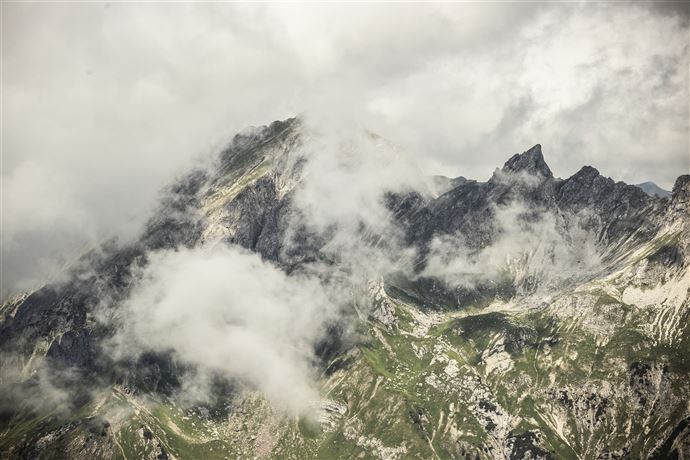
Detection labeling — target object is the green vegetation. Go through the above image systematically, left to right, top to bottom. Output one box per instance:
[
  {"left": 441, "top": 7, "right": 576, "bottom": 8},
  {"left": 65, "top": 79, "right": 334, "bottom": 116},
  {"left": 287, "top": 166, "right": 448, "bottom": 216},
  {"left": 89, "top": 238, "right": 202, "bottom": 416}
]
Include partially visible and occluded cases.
[{"left": 2, "top": 266, "right": 688, "bottom": 459}]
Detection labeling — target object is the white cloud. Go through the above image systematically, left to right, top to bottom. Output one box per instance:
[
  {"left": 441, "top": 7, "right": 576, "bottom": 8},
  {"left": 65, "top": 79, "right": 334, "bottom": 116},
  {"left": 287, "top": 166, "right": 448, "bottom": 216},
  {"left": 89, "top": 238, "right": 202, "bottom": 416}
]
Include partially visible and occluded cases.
[
  {"left": 293, "top": 118, "right": 426, "bottom": 234},
  {"left": 422, "top": 201, "right": 602, "bottom": 293},
  {"left": 111, "top": 245, "right": 336, "bottom": 413}
]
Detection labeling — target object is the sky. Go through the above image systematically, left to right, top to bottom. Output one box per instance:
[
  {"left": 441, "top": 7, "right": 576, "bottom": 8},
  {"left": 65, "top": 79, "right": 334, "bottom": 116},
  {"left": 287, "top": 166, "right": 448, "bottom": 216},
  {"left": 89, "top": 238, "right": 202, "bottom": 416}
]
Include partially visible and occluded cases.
[{"left": 2, "top": 1, "right": 689, "bottom": 298}]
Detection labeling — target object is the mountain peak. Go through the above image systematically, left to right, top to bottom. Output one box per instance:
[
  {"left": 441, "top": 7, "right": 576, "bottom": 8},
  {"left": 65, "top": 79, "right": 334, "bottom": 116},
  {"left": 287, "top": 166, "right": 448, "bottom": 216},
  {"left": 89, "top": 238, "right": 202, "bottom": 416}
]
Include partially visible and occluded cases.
[
  {"left": 502, "top": 144, "right": 553, "bottom": 179},
  {"left": 574, "top": 165, "right": 600, "bottom": 179},
  {"left": 672, "top": 174, "right": 690, "bottom": 205},
  {"left": 635, "top": 181, "right": 671, "bottom": 199}
]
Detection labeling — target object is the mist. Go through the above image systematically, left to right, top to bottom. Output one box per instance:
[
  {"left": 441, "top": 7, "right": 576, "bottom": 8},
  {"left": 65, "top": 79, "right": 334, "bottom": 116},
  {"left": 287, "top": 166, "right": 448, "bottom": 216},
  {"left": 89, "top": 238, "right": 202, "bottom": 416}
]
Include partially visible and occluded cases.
[
  {"left": 422, "top": 202, "right": 602, "bottom": 293},
  {"left": 110, "top": 245, "right": 336, "bottom": 414}
]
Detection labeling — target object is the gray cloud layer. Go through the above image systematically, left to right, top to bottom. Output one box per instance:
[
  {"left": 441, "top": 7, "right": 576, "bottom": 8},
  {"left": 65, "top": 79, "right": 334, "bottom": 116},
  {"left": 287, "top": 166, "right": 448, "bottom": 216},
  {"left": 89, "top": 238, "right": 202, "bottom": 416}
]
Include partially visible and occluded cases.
[{"left": 2, "top": 2, "right": 688, "bottom": 297}]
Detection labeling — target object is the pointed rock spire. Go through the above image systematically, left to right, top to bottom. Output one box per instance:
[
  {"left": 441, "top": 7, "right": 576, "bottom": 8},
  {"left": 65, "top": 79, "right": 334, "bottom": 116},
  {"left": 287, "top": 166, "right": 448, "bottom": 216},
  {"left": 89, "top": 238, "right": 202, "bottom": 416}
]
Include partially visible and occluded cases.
[{"left": 502, "top": 144, "right": 553, "bottom": 179}]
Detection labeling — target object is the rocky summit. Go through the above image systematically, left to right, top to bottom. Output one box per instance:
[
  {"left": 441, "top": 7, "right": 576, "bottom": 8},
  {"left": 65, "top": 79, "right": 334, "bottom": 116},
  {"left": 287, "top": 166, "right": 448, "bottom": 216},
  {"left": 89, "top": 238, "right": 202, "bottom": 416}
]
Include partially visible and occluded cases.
[{"left": 1, "top": 117, "right": 689, "bottom": 459}]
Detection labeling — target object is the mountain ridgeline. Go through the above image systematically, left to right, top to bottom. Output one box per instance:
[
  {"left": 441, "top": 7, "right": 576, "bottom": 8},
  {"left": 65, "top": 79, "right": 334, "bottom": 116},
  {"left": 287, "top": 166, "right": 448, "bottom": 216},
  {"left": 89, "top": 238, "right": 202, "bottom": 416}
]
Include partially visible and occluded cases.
[{"left": 1, "top": 117, "right": 689, "bottom": 459}]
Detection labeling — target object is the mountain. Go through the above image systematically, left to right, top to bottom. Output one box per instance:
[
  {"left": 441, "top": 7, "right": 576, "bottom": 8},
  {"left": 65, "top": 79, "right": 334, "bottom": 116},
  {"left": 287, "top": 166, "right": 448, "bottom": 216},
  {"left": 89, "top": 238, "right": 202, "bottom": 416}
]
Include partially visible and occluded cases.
[
  {"left": 1, "top": 117, "right": 689, "bottom": 460},
  {"left": 428, "top": 175, "right": 474, "bottom": 197},
  {"left": 635, "top": 182, "right": 672, "bottom": 199}
]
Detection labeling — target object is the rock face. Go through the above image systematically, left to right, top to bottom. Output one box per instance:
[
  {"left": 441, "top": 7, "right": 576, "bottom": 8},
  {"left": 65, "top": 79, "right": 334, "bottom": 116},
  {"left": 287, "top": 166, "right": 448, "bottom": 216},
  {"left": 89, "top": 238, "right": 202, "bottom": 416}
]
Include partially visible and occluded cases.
[
  {"left": 1, "top": 117, "right": 688, "bottom": 459},
  {"left": 502, "top": 144, "right": 553, "bottom": 178}
]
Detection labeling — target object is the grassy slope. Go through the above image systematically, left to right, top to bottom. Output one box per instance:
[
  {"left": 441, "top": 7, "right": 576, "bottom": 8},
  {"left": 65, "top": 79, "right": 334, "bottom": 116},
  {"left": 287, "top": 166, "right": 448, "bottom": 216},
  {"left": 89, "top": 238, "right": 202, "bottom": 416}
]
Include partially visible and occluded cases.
[{"left": 3, "top": 280, "right": 687, "bottom": 460}]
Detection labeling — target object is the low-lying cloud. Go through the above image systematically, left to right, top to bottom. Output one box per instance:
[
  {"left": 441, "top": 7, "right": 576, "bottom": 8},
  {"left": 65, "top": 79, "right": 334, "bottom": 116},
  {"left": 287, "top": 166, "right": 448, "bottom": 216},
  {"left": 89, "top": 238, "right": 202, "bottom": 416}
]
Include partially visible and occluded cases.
[
  {"left": 423, "top": 203, "right": 602, "bottom": 294},
  {"left": 110, "top": 245, "right": 336, "bottom": 413},
  {"left": 0, "top": 355, "right": 82, "bottom": 417}
]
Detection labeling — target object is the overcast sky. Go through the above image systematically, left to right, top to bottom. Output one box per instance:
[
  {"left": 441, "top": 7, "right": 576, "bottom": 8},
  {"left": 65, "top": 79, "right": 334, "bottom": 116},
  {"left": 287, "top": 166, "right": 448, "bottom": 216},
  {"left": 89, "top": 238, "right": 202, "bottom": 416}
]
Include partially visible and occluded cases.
[{"left": 2, "top": 2, "right": 689, "bottom": 297}]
